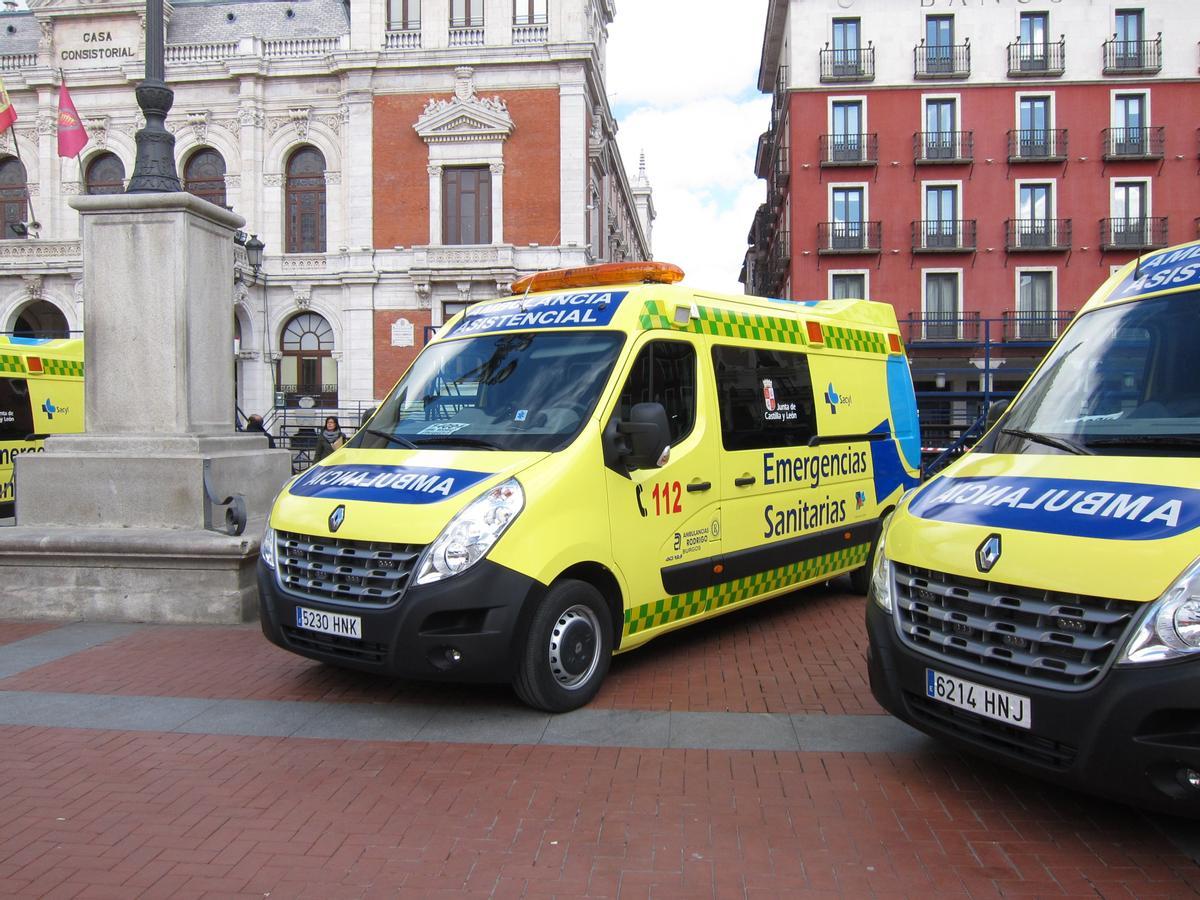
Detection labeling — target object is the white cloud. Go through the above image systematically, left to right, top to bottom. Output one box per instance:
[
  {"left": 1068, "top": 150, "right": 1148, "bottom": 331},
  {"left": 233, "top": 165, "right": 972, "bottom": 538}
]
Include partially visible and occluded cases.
[{"left": 607, "top": 1, "right": 771, "bottom": 293}]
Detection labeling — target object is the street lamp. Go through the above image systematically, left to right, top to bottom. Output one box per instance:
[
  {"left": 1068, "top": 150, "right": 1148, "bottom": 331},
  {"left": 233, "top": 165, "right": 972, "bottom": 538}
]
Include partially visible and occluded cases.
[
  {"left": 126, "top": 0, "right": 181, "bottom": 192},
  {"left": 245, "top": 234, "right": 264, "bottom": 279}
]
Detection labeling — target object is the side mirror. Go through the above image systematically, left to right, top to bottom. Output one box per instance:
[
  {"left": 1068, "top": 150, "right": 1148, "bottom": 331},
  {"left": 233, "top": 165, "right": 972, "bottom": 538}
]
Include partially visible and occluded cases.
[
  {"left": 985, "top": 399, "right": 1009, "bottom": 429},
  {"left": 618, "top": 402, "right": 671, "bottom": 470}
]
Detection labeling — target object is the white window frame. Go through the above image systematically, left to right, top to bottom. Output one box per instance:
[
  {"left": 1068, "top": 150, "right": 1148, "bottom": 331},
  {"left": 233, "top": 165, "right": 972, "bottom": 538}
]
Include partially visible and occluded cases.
[
  {"left": 1109, "top": 89, "right": 1151, "bottom": 156},
  {"left": 1013, "top": 91, "right": 1057, "bottom": 158},
  {"left": 920, "top": 93, "right": 962, "bottom": 160},
  {"left": 827, "top": 95, "right": 868, "bottom": 133},
  {"left": 1109, "top": 176, "right": 1152, "bottom": 217},
  {"left": 1013, "top": 178, "right": 1058, "bottom": 247},
  {"left": 919, "top": 180, "right": 963, "bottom": 250},
  {"left": 827, "top": 181, "right": 870, "bottom": 221},
  {"left": 1013, "top": 266, "right": 1058, "bottom": 339},
  {"left": 921, "top": 267, "right": 964, "bottom": 340},
  {"left": 828, "top": 269, "right": 870, "bottom": 300}
]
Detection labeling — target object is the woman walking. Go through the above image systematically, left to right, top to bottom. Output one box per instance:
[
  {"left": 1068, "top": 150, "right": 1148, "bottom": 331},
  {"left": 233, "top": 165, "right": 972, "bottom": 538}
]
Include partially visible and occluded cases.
[{"left": 314, "top": 415, "right": 347, "bottom": 462}]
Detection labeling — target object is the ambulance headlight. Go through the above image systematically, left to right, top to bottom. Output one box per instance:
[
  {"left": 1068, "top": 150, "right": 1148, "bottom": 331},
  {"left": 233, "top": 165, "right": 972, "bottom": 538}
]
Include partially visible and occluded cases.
[
  {"left": 416, "top": 478, "right": 524, "bottom": 585},
  {"left": 869, "top": 514, "right": 897, "bottom": 614},
  {"left": 261, "top": 524, "right": 277, "bottom": 570},
  {"left": 1118, "top": 557, "right": 1200, "bottom": 664}
]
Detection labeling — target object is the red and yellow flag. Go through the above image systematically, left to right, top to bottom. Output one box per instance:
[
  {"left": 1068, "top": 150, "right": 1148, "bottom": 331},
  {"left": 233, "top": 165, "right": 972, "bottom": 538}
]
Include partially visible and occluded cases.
[
  {"left": 0, "top": 78, "right": 17, "bottom": 132},
  {"left": 57, "top": 82, "right": 87, "bottom": 158}
]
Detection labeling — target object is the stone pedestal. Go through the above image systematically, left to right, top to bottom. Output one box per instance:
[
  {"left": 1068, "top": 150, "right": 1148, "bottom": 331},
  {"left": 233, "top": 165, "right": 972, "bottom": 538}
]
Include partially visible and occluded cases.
[{"left": 0, "top": 193, "right": 292, "bottom": 624}]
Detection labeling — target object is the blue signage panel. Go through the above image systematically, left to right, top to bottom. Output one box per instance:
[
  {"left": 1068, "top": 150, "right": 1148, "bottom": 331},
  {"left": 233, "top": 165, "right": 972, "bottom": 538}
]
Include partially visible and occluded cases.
[
  {"left": 1109, "top": 244, "right": 1200, "bottom": 301},
  {"left": 446, "top": 290, "right": 628, "bottom": 337},
  {"left": 289, "top": 464, "right": 490, "bottom": 505},
  {"left": 909, "top": 475, "right": 1200, "bottom": 541}
]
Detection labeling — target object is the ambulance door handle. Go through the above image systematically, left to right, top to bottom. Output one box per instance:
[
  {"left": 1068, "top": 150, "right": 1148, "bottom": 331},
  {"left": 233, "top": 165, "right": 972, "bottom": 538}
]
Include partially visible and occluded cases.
[
  {"left": 734, "top": 475, "right": 756, "bottom": 487},
  {"left": 686, "top": 480, "right": 711, "bottom": 493}
]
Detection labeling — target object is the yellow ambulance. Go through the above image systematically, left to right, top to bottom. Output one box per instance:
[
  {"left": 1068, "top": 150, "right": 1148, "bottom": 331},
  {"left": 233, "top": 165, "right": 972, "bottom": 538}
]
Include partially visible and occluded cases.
[
  {"left": 867, "top": 240, "right": 1200, "bottom": 817},
  {"left": 258, "top": 262, "right": 921, "bottom": 711},
  {"left": 0, "top": 337, "right": 84, "bottom": 518}
]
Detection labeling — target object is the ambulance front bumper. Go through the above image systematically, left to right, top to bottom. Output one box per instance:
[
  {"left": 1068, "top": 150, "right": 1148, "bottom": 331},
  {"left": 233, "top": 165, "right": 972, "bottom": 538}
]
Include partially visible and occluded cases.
[
  {"left": 258, "top": 558, "right": 546, "bottom": 683},
  {"left": 866, "top": 601, "right": 1200, "bottom": 818}
]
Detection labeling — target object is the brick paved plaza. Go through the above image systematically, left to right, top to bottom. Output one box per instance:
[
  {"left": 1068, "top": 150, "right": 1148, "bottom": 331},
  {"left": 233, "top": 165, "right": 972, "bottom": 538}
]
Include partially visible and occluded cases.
[{"left": 0, "top": 585, "right": 1197, "bottom": 897}]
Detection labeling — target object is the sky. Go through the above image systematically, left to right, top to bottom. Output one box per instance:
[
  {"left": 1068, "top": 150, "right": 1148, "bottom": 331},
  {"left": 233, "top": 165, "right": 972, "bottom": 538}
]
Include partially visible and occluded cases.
[{"left": 606, "top": 0, "right": 771, "bottom": 294}]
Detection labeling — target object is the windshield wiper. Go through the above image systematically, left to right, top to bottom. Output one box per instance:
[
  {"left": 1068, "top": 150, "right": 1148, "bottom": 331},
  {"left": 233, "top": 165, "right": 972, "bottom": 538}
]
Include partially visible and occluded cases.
[
  {"left": 1001, "top": 427, "right": 1094, "bottom": 456},
  {"left": 364, "top": 428, "right": 418, "bottom": 450},
  {"left": 1084, "top": 435, "right": 1200, "bottom": 450},
  {"left": 412, "top": 436, "right": 503, "bottom": 451}
]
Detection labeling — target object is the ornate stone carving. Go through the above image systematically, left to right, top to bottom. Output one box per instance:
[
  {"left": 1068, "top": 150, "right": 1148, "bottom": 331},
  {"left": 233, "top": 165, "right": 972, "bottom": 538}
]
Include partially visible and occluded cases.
[
  {"left": 38, "top": 19, "right": 52, "bottom": 52},
  {"left": 414, "top": 67, "right": 514, "bottom": 145},
  {"left": 238, "top": 106, "right": 264, "bottom": 128},
  {"left": 289, "top": 107, "right": 311, "bottom": 140},
  {"left": 186, "top": 110, "right": 210, "bottom": 143},
  {"left": 37, "top": 115, "right": 57, "bottom": 137},
  {"left": 84, "top": 115, "right": 109, "bottom": 149},
  {"left": 489, "top": 162, "right": 505, "bottom": 176},
  {"left": 426, "top": 164, "right": 442, "bottom": 177},
  {"left": 324, "top": 171, "right": 340, "bottom": 186},
  {"left": 262, "top": 173, "right": 284, "bottom": 187},
  {"left": 224, "top": 174, "right": 241, "bottom": 189},
  {"left": 61, "top": 181, "right": 82, "bottom": 196},
  {"left": 26, "top": 184, "right": 39, "bottom": 198},
  {"left": 281, "top": 255, "right": 326, "bottom": 273},
  {"left": 22, "top": 275, "right": 44, "bottom": 301},
  {"left": 456, "top": 281, "right": 472, "bottom": 302},
  {"left": 233, "top": 283, "right": 249, "bottom": 306},
  {"left": 292, "top": 285, "right": 312, "bottom": 309}
]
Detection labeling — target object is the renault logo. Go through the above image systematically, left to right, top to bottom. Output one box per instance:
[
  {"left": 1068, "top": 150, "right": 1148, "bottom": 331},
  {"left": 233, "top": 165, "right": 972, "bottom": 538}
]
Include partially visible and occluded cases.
[
  {"left": 329, "top": 504, "right": 346, "bottom": 533},
  {"left": 976, "top": 534, "right": 1002, "bottom": 573}
]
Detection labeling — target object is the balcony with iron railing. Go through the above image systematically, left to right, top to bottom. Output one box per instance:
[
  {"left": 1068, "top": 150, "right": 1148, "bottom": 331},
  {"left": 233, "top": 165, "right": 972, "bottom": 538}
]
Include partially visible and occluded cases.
[
  {"left": 1103, "top": 34, "right": 1162, "bottom": 74},
  {"left": 1006, "top": 37, "right": 1065, "bottom": 76},
  {"left": 914, "top": 40, "right": 970, "bottom": 79},
  {"left": 819, "top": 44, "right": 875, "bottom": 82},
  {"left": 770, "top": 65, "right": 789, "bottom": 133},
  {"left": 1102, "top": 126, "right": 1165, "bottom": 160},
  {"left": 1007, "top": 128, "right": 1068, "bottom": 162},
  {"left": 914, "top": 131, "right": 974, "bottom": 165},
  {"left": 819, "top": 133, "right": 879, "bottom": 167},
  {"left": 1100, "top": 217, "right": 1168, "bottom": 251},
  {"left": 1005, "top": 219, "right": 1072, "bottom": 252},
  {"left": 912, "top": 220, "right": 976, "bottom": 253},
  {"left": 818, "top": 221, "right": 882, "bottom": 255},
  {"left": 765, "top": 231, "right": 791, "bottom": 292},
  {"left": 1002, "top": 310, "right": 1075, "bottom": 342},
  {"left": 901, "top": 311, "right": 981, "bottom": 344},
  {"left": 277, "top": 384, "right": 339, "bottom": 409}
]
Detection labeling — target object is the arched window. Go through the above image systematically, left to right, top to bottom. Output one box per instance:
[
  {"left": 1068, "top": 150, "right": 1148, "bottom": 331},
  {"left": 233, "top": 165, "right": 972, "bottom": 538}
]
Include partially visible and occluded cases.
[
  {"left": 285, "top": 146, "right": 326, "bottom": 254},
  {"left": 184, "top": 147, "right": 227, "bottom": 209},
  {"left": 85, "top": 152, "right": 125, "bottom": 195},
  {"left": 0, "top": 156, "right": 28, "bottom": 239},
  {"left": 13, "top": 301, "right": 69, "bottom": 339},
  {"left": 278, "top": 312, "right": 336, "bottom": 406}
]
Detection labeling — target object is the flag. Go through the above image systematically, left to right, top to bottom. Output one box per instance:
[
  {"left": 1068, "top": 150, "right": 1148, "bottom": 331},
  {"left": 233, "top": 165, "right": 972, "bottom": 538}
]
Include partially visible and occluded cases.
[
  {"left": 0, "top": 78, "right": 16, "bottom": 132},
  {"left": 57, "top": 83, "right": 87, "bottom": 158}
]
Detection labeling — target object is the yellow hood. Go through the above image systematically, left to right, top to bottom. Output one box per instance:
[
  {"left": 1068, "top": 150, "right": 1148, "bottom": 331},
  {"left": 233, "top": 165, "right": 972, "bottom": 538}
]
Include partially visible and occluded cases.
[
  {"left": 271, "top": 448, "right": 547, "bottom": 544},
  {"left": 890, "top": 452, "right": 1200, "bottom": 602}
]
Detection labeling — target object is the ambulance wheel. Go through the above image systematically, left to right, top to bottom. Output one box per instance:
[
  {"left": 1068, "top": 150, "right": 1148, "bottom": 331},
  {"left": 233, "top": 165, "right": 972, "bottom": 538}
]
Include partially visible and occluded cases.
[{"left": 514, "top": 580, "right": 612, "bottom": 713}]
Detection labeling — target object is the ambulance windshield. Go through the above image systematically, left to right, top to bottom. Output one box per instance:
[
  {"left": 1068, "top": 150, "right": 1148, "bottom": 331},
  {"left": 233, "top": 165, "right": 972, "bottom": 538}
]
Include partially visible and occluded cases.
[
  {"left": 994, "top": 291, "right": 1200, "bottom": 456},
  {"left": 353, "top": 331, "right": 625, "bottom": 452}
]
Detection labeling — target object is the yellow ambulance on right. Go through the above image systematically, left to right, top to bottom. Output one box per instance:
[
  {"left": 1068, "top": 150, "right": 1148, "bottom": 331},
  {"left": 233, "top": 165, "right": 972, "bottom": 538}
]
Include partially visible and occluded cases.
[{"left": 867, "top": 239, "right": 1200, "bottom": 817}]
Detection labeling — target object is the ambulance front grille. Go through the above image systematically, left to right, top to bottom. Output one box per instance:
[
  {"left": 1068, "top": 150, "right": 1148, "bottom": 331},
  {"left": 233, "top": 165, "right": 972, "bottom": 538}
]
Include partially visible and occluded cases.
[
  {"left": 275, "top": 530, "right": 424, "bottom": 607},
  {"left": 893, "top": 563, "right": 1141, "bottom": 691}
]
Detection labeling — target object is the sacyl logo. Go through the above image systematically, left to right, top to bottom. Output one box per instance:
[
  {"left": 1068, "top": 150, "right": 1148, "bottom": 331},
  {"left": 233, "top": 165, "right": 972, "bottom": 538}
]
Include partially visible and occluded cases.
[
  {"left": 824, "top": 383, "right": 840, "bottom": 414},
  {"left": 42, "top": 399, "right": 57, "bottom": 419},
  {"left": 328, "top": 504, "right": 346, "bottom": 533},
  {"left": 976, "top": 533, "right": 1002, "bottom": 573}
]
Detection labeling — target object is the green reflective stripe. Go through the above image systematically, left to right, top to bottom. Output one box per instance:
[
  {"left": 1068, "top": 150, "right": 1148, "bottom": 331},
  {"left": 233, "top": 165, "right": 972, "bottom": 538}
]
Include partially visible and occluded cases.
[
  {"left": 639, "top": 301, "right": 808, "bottom": 346},
  {"left": 823, "top": 325, "right": 888, "bottom": 355},
  {"left": 0, "top": 354, "right": 22, "bottom": 374},
  {"left": 40, "top": 359, "right": 84, "bottom": 378},
  {"left": 622, "top": 543, "right": 871, "bottom": 638}
]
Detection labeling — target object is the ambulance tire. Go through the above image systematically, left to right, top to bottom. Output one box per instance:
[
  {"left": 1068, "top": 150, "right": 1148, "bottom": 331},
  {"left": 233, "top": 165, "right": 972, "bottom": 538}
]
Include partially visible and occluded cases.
[{"left": 514, "top": 580, "right": 613, "bottom": 713}]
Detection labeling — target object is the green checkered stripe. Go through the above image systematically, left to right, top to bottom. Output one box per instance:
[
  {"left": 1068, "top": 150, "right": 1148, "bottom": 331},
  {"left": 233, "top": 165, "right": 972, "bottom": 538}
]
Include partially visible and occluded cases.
[
  {"left": 638, "top": 301, "right": 807, "bottom": 345},
  {"left": 822, "top": 324, "right": 888, "bottom": 355},
  {"left": 0, "top": 354, "right": 22, "bottom": 374},
  {"left": 40, "top": 358, "right": 83, "bottom": 378},
  {"left": 623, "top": 543, "right": 872, "bottom": 637}
]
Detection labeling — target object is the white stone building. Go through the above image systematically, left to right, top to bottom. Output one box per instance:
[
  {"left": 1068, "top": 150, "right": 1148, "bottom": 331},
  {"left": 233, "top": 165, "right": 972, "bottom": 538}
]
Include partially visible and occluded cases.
[{"left": 0, "top": 0, "right": 652, "bottom": 425}]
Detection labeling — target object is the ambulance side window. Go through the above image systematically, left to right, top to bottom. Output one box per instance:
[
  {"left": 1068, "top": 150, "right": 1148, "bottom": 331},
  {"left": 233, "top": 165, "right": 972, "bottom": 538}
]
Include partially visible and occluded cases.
[
  {"left": 615, "top": 341, "right": 696, "bottom": 445},
  {"left": 712, "top": 345, "right": 818, "bottom": 451},
  {"left": 0, "top": 377, "right": 33, "bottom": 440}
]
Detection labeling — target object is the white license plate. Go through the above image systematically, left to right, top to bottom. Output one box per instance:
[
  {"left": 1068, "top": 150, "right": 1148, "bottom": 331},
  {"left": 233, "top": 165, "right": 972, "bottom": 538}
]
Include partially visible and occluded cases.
[
  {"left": 295, "top": 606, "right": 362, "bottom": 640},
  {"left": 926, "top": 668, "right": 1031, "bottom": 729}
]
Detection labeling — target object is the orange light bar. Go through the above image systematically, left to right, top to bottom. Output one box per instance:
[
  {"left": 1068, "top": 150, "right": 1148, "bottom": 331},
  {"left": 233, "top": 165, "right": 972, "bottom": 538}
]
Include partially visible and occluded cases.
[
  {"left": 510, "top": 261, "right": 685, "bottom": 295},
  {"left": 805, "top": 321, "right": 824, "bottom": 345},
  {"left": 888, "top": 333, "right": 902, "bottom": 354},
  {"left": 26, "top": 356, "right": 43, "bottom": 374}
]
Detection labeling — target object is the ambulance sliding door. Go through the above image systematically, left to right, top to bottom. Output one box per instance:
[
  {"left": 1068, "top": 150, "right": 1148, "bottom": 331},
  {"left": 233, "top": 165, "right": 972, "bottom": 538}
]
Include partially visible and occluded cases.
[
  {"left": 602, "top": 335, "right": 722, "bottom": 641},
  {"left": 714, "top": 343, "right": 876, "bottom": 596},
  {"left": 0, "top": 375, "right": 34, "bottom": 512}
]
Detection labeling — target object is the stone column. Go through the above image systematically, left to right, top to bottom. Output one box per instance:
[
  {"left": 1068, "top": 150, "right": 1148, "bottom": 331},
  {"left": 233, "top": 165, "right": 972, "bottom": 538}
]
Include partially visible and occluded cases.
[{"left": 0, "top": 192, "right": 293, "bottom": 624}]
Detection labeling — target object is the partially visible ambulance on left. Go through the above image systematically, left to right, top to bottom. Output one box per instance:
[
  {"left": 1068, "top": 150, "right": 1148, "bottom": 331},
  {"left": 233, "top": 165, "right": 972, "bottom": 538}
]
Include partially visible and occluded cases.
[{"left": 0, "top": 337, "right": 84, "bottom": 517}]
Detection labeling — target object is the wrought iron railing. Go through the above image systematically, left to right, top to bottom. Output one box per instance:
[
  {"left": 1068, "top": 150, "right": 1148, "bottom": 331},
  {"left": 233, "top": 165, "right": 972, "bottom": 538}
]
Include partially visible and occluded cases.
[
  {"left": 1102, "top": 35, "right": 1162, "bottom": 74},
  {"left": 1006, "top": 37, "right": 1065, "bottom": 76},
  {"left": 915, "top": 41, "right": 970, "bottom": 78},
  {"left": 819, "top": 45, "right": 875, "bottom": 82},
  {"left": 1102, "top": 126, "right": 1165, "bottom": 159},
  {"left": 1007, "top": 128, "right": 1068, "bottom": 161},
  {"left": 913, "top": 131, "right": 974, "bottom": 164},
  {"left": 819, "top": 133, "right": 879, "bottom": 166},
  {"left": 1100, "top": 217, "right": 1168, "bottom": 250},
  {"left": 1005, "top": 219, "right": 1072, "bottom": 252},
  {"left": 911, "top": 220, "right": 977, "bottom": 253},
  {"left": 817, "top": 221, "right": 882, "bottom": 254},
  {"left": 1002, "top": 310, "right": 1075, "bottom": 342},
  {"left": 901, "top": 311, "right": 980, "bottom": 343}
]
